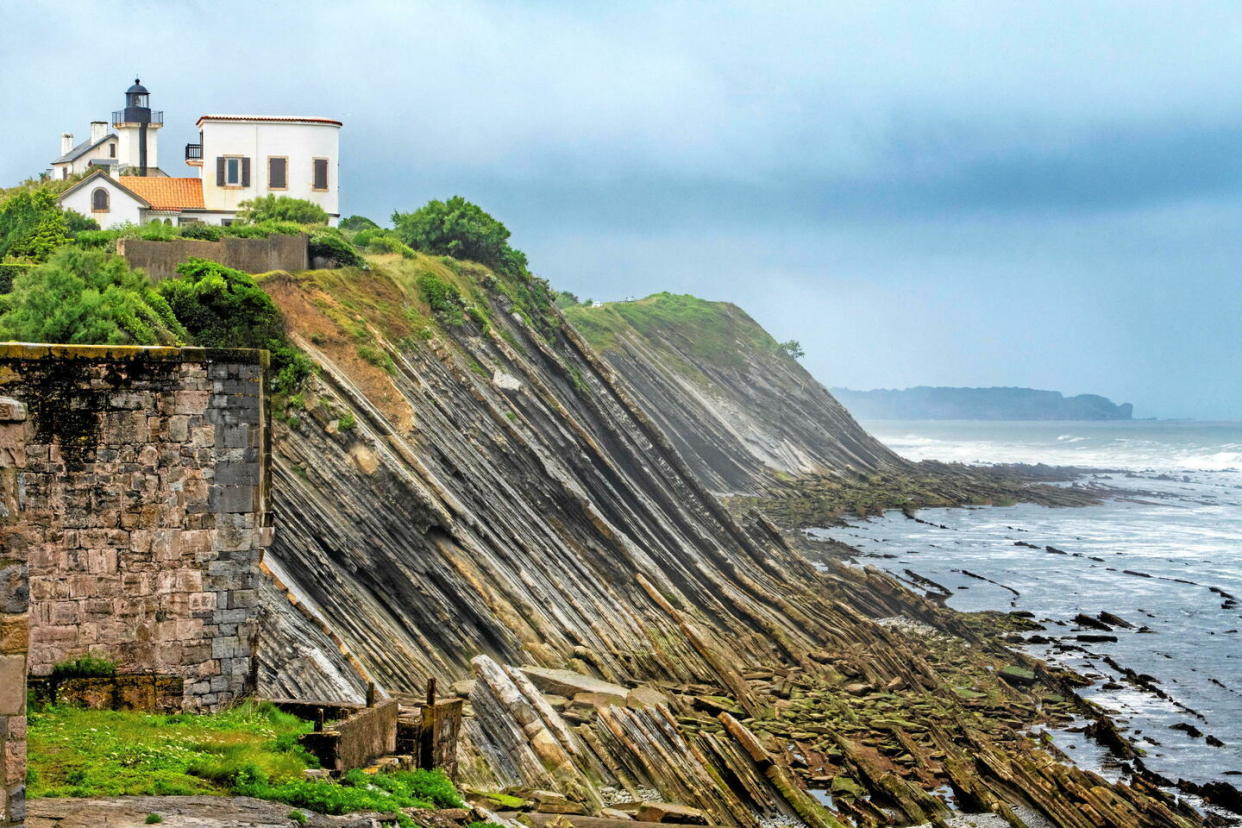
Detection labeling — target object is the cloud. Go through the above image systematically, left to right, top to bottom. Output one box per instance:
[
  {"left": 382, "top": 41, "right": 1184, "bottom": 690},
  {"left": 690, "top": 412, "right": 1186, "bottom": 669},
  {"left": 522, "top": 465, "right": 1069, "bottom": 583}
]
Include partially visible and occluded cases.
[{"left": 2, "top": 0, "right": 1240, "bottom": 417}]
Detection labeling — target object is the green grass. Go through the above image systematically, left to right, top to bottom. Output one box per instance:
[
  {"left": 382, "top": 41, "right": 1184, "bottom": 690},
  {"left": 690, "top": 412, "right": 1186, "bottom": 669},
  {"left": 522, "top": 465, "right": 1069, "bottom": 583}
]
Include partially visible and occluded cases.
[
  {"left": 564, "top": 292, "right": 781, "bottom": 369},
  {"left": 28, "top": 701, "right": 316, "bottom": 799},
  {"left": 28, "top": 703, "right": 466, "bottom": 825}
]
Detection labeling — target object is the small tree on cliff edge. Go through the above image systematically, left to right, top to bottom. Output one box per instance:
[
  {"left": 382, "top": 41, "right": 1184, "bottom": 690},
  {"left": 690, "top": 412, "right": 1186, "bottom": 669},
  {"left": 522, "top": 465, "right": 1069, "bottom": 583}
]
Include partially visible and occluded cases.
[
  {"left": 391, "top": 197, "right": 525, "bottom": 275},
  {"left": 780, "top": 340, "right": 805, "bottom": 360}
]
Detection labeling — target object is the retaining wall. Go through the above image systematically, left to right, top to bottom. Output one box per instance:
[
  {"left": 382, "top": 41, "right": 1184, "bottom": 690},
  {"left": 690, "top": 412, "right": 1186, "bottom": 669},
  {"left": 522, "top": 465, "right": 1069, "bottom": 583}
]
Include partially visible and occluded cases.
[{"left": 117, "top": 234, "right": 308, "bottom": 280}]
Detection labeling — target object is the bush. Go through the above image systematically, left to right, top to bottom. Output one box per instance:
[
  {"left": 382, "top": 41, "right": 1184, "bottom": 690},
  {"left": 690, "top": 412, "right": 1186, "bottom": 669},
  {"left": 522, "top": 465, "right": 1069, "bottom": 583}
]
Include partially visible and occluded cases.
[
  {"left": 0, "top": 188, "right": 70, "bottom": 262},
  {"left": 237, "top": 195, "right": 328, "bottom": 225},
  {"left": 392, "top": 197, "right": 522, "bottom": 275},
  {"left": 64, "top": 210, "right": 99, "bottom": 234},
  {"left": 339, "top": 215, "right": 379, "bottom": 232},
  {"left": 178, "top": 224, "right": 222, "bottom": 241},
  {"left": 72, "top": 229, "right": 123, "bottom": 250},
  {"left": 308, "top": 229, "right": 366, "bottom": 269},
  {"left": 358, "top": 231, "right": 414, "bottom": 258},
  {"left": 0, "top": 247, "right": 186, "bottom": 345},
  {"left": 158, "top": 258, "right": 312, "bottom": 394},
  {"left": 0, "top": 262, "right": 35, "bottom": 293},
  {"left": 416, "top": 273, "right": 465, "bottom": 326},
  {"left": 779, "top": 339, "right": 804, "bottom": 359},
  {"left": 50, "top": 656, "right": 117, "bottom": 682},
  {"left": 144, "top": 814, "right": 162, "bottom": 824}
]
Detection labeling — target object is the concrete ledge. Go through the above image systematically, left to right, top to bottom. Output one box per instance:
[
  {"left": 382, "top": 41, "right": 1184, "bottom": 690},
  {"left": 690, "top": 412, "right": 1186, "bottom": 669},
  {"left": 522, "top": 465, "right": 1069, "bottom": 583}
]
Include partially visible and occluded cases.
[{"left": 0, "top": 343, "right": 269, "bottom": 366}]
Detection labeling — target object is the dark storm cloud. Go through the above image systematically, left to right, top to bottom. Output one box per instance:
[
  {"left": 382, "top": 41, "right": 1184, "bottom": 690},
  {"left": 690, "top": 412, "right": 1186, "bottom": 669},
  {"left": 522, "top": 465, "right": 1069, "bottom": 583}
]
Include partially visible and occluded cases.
[{"left": 2, "top": 1, "right": 1240, "bottom": 417}]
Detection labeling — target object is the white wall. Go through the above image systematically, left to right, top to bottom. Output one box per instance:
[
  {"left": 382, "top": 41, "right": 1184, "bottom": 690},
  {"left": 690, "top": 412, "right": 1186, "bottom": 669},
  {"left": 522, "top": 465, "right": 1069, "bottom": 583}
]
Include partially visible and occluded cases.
[
  {"left": 199, "top": 119, "right": 340, "bottom": 219},
  {"left": 115, "top": 125, "right": 161, "bottom": 173},
  {"left": 52, "top": 138, "right": 120, "bottom": 179},
  {"left": 60, "top": 178, "right": 144, "bottom": 229}
]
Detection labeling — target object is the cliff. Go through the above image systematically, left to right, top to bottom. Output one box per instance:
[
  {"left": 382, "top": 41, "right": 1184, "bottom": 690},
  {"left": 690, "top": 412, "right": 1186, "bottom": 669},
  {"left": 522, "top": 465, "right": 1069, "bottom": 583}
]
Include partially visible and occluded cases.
[
  {"left": 248, "top": 256, "right": 1202, "bottom": 827},
  {"left": 562, "top": 294, "right": 904, "bottom": 495},
  {"left": 831, "top": 385, "right": 1135, "bottom": 420}
]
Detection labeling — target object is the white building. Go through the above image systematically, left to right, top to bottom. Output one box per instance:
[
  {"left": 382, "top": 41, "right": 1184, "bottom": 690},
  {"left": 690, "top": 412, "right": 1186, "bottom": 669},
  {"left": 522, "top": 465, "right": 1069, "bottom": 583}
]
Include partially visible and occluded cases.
[{"left": 55, "top": 80, "right": 342, "bottom": 228}]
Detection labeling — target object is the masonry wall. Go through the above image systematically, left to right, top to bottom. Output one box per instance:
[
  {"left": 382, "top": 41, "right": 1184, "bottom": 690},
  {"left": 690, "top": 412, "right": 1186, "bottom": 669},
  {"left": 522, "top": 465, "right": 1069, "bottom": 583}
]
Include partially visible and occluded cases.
[
  {"left": 117, "top": 234, "right": 308, "bottom": 280},
  {"left": 0, "top": 343, "right": 270, "bottom": 689}
]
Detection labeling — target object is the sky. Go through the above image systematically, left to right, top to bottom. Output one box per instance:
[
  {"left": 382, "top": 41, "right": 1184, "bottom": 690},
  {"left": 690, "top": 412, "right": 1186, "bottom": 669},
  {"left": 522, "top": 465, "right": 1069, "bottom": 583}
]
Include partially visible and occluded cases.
[{"left": 2, "top": 1, "right": 1240, "bottom": 419}]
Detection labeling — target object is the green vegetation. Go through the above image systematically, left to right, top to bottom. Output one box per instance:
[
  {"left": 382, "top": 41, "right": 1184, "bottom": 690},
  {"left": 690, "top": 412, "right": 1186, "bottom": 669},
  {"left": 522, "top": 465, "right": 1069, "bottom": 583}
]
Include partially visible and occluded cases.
[
  {"left": 0, "top": 188, "right": 70, "bottom": 262},
  {"left": 238, "top": 195, "right": 329, "bottom": 225},
  {"left": 392, "top": 196, "right": 527, "bottom": 277},
  {"left": 339, "top": 215, "right": 380, "bottom": 232},
  {"left": 309, "top": 228, "right": 367, "bottom": 269},
  {"left": 353, "top": 228, "right": 416, "bottom": 258},
  {"left": 0, "top": 247, "right": 186, "bottom": 345},
  {"left": 158, "top": 259, "right": 311, "bottom": 394},
  {"left": 416, "top": 272, "right": 466, "bottom": 326},
  {"left": 554, "top": 290, "right": 591, "bottom": 309},
  {"left": 564, "top": 292, "right": 782, "bottom": 370},
  {"left": 779, "top": 339, "right": 804, "bottom": 360},
  {"left": 337, "top": 412, "right": 356, "bottom": 431},
  {"left": 50, "top": 656, "right": 116, "bottom": 682},
  {"left": 28, "top": 701, "right": 315, "bottom": 798},
  {"left": 236, "top": 768, "right": 462, "bottom": 828},
  {"left": 288, "top": 810, "right": 307, "bottom": 826},
  {"left": 144, "top": 814, "right": 163, "bottom": 824}
]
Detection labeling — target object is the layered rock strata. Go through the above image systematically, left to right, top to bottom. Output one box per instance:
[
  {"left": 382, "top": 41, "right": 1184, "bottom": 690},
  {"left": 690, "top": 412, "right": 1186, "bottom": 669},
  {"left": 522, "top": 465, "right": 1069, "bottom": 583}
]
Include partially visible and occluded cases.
[{"left": 252, "top": 259, "right": 1209, "bottom": 827}]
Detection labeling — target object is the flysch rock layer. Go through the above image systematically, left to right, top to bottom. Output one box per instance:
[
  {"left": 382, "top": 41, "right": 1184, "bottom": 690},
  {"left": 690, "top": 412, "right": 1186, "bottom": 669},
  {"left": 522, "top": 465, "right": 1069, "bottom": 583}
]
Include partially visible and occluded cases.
[{"left": 251, "top": 260, "right": 1210, "bottom": 828}]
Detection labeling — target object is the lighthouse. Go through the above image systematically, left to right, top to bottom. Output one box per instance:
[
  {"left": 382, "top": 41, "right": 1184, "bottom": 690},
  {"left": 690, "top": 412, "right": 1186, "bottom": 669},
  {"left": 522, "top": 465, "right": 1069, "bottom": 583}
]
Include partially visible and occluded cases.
[{"left": 112, "top": 78, "right": 164, "bottom": 176}]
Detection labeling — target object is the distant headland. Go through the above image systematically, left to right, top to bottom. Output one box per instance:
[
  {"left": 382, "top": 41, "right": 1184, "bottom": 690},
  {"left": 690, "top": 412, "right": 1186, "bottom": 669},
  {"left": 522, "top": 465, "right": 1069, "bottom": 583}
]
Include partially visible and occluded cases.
[{"left": 831, "top": 385, "right": 1134, "bottom": 421}]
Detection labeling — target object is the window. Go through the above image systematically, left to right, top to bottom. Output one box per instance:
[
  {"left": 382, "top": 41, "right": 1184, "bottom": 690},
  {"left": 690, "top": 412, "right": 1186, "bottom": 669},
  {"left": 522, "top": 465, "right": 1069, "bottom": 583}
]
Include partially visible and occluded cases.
[
  {"left": 108, "top": 143, "right": 116, "bottom": 158},
  {"left": 216, "top": 156, "right": 251, "bottom": 187},
  {"left": 268, "top": 157, "right": 287, "bottom": 190},
  {"left": 312, "top": 158, "right": 329, "bottom": 191},
  {"left": 91, "top": 188, "right": 110, "bottom": 212}
]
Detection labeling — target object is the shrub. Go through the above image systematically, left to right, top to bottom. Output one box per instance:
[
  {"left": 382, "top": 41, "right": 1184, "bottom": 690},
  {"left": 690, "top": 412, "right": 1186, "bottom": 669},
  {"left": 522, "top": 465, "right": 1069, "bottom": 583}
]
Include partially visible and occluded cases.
[
  {"left": 0, "top": 188, "right": 70, "bottom": 262},
  {"left": 237, "top": 195, "right": 328, "bottom": 225},
  {"left": 392, "top": 197, "right": 524, "bottom": 275},
  {"left": 64, "top": 210, "right": 100, "bottom": 234},
  {"left": 339, "top": 215, "right": 379, "bottom": 232},
  {"left": 178, "top": 224, "right": 222, "bottom": 241},
  {"left": 72, "top": 229, "right": 123, "bottom": 250},
  {"left": 308, "top": 229, "right": 366, "bottom": 269},
  {"left": 356, "top": 231, "right": 414, "bottom": 258},
  {"left": 0, "top": 247, "right": 186, "bottom": 345},
  {"left": 158, "top": 258, "right": 311, "bottom": 394},
  {"left": 0, "top": 262, "right": 35, "bottom": 293},
  {"left": 416, "top": 273, "right": 464, "bottom": 326},
  {"left": 779, "top": 339, "right": 804, "bottom": 359},
  {"left": 337, "top": 412, "right": 356, "bottom": 431},
  {"left": 50, "top": 656, "right": 117, "bottom": 682},
  {"left": 288, "top": 811, "right": 307, "bottom": 826},
  {"left": 144, "top": 814, "right": 163, "bottom": 824}
]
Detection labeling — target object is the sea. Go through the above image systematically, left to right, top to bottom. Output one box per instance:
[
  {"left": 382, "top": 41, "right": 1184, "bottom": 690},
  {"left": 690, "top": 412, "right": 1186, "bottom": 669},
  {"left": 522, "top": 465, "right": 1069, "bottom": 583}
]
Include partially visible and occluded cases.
[{"left": 811, "top": 420, "right": 1242, "bottom": 795}]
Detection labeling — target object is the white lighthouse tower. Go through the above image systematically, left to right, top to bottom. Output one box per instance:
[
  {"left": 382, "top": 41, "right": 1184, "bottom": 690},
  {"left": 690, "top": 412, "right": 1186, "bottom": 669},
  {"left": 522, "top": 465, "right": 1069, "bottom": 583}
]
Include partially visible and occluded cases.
[{"left": 112, "top": 79, "right": 165, "bottom": 176}]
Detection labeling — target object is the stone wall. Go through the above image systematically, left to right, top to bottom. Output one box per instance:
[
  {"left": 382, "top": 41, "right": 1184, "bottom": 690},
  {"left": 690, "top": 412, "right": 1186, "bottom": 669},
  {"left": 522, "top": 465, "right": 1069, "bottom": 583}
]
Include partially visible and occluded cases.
[
  {"left": 117, "top": 234, "right": 308, "bottom": 280},
  {"left": 0, "top": 344, "right": 270, "bottom": 705}
]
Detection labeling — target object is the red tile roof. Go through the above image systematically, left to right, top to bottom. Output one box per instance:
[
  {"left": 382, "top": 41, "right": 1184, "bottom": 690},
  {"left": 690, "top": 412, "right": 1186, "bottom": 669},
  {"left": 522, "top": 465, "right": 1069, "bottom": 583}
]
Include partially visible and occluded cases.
[{"left": 118, "top": 177, "right": 204, "bottom": 210}]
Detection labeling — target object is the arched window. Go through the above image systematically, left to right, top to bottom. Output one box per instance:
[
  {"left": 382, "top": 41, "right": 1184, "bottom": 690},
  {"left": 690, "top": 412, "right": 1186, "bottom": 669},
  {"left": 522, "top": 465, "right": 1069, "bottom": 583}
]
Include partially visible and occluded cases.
[{"left": 91, "top": 188, "right": 110, "bottom": 212}]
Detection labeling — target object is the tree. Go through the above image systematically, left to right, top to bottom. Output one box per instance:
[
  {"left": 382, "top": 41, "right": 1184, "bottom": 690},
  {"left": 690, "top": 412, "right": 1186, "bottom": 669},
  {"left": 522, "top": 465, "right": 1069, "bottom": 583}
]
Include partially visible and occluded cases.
[
  {"left": 0, "top": 188, "right": 70, "bottom": 262},
  {"left": 237, "top": 194, "right": 328, "bottom": 225},
  {"left": 391, "top": 197, "right": 517, "bottom": 273},
  {"left": 63, "top": 210, "right": 100, "bottom": 234},
  {"left": 339, "top": 215, "right": 379, "bottom": 232},
  {"left": 0, "top": 247, "right": 185, "bottom": 345},
  {"left": 158, "top": 258, "right": 311, "bottom": 393},
  {"left": 779, "top": 340, "right": 805, "bottom": 360}
]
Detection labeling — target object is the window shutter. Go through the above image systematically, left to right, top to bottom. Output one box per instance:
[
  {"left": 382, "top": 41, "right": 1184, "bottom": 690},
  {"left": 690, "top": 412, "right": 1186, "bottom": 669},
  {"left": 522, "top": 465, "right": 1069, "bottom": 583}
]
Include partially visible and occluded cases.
[
  {"left": 216, "top": 157, "right": 225, "bottom": 186},
  {"left": 241, "top": 157, "right": 251, "bottom": 188},
  {"left": 269, "top": 157, "right": 286, "bottom": 189},
  {"left": 314, "top": 158, "right": 328, "bottom": 190}
]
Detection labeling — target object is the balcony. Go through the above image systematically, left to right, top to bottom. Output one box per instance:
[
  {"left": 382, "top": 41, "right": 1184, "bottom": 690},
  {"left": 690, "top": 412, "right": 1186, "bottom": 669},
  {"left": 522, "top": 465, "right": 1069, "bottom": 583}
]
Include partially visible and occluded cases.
[
  {"left": 112, "top": 109, "right": 164, "bottom": 127},
  {"left": 184, "top": 143, "right": 203, "bottom": 165}
]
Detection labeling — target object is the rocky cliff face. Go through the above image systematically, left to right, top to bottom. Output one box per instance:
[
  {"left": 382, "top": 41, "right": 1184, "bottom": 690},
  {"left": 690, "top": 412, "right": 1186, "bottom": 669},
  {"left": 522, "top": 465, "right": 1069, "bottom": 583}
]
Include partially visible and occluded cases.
[
  {"left": 253, "top": 258, "right": 1207, "bottom": 827},
  {"left": 564, "top": 294, "right": 904, "bottom": 495}
]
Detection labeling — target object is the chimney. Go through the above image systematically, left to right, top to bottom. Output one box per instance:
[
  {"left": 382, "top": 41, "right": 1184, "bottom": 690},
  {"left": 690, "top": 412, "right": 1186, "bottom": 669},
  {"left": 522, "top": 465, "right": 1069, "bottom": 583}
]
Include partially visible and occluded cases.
[
  {"left": 90, "top": 121, "right": 107, "bottom": 143},
  {"left": 61, "top": 133, "right": 74, "bottom": 155}
]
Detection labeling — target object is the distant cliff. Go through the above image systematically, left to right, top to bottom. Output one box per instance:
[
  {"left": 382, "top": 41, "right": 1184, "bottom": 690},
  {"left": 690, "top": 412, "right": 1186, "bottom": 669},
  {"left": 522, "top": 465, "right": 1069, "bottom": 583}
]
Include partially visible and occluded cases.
[
  {"left": 563, "top": 293, "right": 904, "bottom": 494},
  {"left": 831, "top": 385, "right": 1134, "bottom": 420}
]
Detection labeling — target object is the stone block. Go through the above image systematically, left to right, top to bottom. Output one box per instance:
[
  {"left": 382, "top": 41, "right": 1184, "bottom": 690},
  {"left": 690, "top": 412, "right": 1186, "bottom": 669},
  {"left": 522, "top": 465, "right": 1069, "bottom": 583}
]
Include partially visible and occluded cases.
[
  {"left": 0, "top": 399, "right": 27, "bottom": 422},
  {"left": 0, "top": 565, "right": 27, "bottom": 614},
  {"left": 0, "top": 614, "right": 26, "bottom": 655},
  {"left": 0, "top": 656, "right": 26, "bottom": 715}
]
